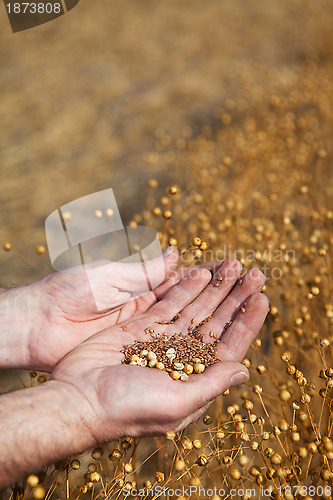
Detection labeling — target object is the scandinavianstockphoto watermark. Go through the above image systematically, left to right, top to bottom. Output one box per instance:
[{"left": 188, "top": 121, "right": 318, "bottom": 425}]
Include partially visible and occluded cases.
[
  {"left": 3, "top": 0, "right": 80, "bottom": 33},
  {"left": 179, "top": 244, "right": 296, "bottom": 281},
  {"left": 122, "top": 484, "right": 332, "bottom": 498}
]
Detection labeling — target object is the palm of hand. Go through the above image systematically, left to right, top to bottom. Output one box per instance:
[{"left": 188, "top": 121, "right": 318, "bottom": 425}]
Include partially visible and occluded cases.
[
  {"left": 29, "top": 251, "right": 179, "bottom": 371},
  {"left": 52, "top": 260, "right": 268, "bottom": 440}
]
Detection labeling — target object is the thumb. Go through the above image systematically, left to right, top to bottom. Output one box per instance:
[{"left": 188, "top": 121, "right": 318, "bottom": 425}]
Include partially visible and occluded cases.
[{"left": 180, "top": 361, "right": 249, "bottom": 414}]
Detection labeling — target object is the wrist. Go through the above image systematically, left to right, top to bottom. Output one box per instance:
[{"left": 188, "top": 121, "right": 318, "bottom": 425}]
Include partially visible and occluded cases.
[{"left": 0, "top": 282, "right": 43, "bottom": 369}]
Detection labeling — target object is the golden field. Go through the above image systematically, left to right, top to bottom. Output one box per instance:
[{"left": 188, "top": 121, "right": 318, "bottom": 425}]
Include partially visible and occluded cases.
[{"left": 0, "top": 0, "right": 333, "bottom": 498}]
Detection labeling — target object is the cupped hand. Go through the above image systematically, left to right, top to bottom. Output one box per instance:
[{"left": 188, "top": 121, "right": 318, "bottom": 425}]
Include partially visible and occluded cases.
[
  {"left": 27, "top": 247, "right": 181, "bottom": 371},
  {"left": 51, "top": 260, "right": 269, "bottom": 442}
]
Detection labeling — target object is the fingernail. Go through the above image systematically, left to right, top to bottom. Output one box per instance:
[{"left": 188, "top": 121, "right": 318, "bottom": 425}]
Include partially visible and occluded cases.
[
  {"left": 164, "top": 246, "right": 176, "bottom": 256},
  {"left": 230, "top": 371, "right": 249, "bottom": 387}
]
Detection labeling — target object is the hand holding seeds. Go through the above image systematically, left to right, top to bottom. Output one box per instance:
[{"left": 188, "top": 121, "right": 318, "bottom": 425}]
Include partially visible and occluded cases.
[
  {"left": 0, "top": 258, "right": 268, "bottom": 487},
  {"left": 51, "top": 259, "right": 268, "bottom": 440}
]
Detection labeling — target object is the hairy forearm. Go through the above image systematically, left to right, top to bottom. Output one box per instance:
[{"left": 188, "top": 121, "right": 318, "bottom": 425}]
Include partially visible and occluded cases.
[
  {"left": 0, "top": 285, "right": 36, "bottom": 369},
  {"left": 0, "top": 381, "right": 97, "bottom": 489}
]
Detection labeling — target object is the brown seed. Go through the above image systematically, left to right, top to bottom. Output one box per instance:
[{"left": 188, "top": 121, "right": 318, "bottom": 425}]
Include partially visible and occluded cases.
[
  {"left": 194, "top": 363, "right": 205, "bottom": 373},
  {"left": 171, "top": 371, "right": 181, "bottom": 380}
]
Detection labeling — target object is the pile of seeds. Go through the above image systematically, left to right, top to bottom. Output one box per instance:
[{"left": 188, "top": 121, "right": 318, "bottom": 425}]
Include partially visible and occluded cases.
[{"left": 122, "top": 333, "right": 220, "bottom": 381}]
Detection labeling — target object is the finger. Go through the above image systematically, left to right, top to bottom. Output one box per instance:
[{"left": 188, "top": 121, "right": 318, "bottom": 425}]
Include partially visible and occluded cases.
[
  {"left": 85, "top": 246, "right": 179, "bottom": 295},
  {"left": 175, "top": 259, "right": 242, "bottom": 331},
  {"left": 151, "top": 261, "right": 221, "bottom": 301},
  {"left": 104, "top": 263, "right": 217, "bottom": 321},
  {"left": 199, "top": 268, "right": 266, "bottom": 341},
  {"left": 150, "top": 269, "right": 212, "bottom": 321},
  {"left": 217, "top": 292, "right": 269, "bottom": 362},
  {"left": 176, "top": 361, "right": 249, "bottom": 417}
]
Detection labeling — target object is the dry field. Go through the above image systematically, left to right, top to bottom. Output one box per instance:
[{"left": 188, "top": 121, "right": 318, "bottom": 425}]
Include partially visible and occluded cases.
[{"left": 1, "top": 0, "right": 333, "bottom": 498}]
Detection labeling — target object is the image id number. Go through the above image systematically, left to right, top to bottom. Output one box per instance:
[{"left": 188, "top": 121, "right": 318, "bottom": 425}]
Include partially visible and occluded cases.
[{"left": 6, "top": 3, "right": 62, "bottom": 14}]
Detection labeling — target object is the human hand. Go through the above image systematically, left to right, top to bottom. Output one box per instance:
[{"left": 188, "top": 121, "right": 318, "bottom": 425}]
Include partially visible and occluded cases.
[
  {"left": 0, "top": 247, "right": 181, "bottom": 371},
  {"left": 51, "top": 260, "right": 268, "bottom": 441}
]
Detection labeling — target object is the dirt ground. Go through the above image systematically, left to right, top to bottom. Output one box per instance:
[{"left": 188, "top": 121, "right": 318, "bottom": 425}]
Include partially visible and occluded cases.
[{"left": 1, "top": 0, "right": 332, "bottom": 285}]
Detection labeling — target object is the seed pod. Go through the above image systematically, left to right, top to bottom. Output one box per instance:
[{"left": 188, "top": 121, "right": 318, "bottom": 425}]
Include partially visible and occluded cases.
[
  {"left": 167, "top": 186, "right": 178, "bottom": 195},
  {"left": 3, "top": 242, "right": 12, "bottom": 251},
  {"left": 36, "top": 245, "right": 46, "bottom": 255},
  {"left": 140, "top": 349, "right": 148, "bottom": 357},
  {"left": 147, "top": 351, "right": 157, "bottom": 361},
  {"left": 281, "top": 352, "right": 291, "bottom": 362},
  {"left": 148, "top": 358, "right": 157, "bottom": 368},
  {"left": 156, "top": 362, "right": 165, "bottom": 370},
  {"left": 287, "top": 365, "right": 296, "bottom": 375},
  {"left": 171, "top": 371, "right": 181, "bottom": 380},
  {"left": 280, "top": 390, "right": 291, "bottom": 401},
  {"left": 243, "top": 400, "right": 254, "bottom": 411},
  {"left": 249, "top": 414, "right": 257, "bottom": 423},
  {"left": 203, "top": 415, "right": 212, "bottom": 425},
  {"left": 279, "top": 419, "right": 288, "bottom": 431},
  {"left": 166, "top": 430, "right": 176, "bottom": 440},
  {"left": 241, "top": 432, "right": 250, "bottom": 442},
  {"left": 291, "top": 432, "right": 300, "bottom": 442},
  {"left": 181, "top": 437, "right": 193, "bottom": 450},
  {"left": 323, "top": 437, "right": 333, "bottom": 451},
  {"left": 193, "top": 439, "right": 202, "bottom": 449},
  {"left": 121, "top": 440, "right": 131, "bottom": 450},
  {"left": 308, "top": 442, "right": 318, "bottom": 454},
  {"left": 91, "top": 448, "right": 103, "bottom": 460},
  {"left": 109, "top": 449, "right": 121, "bottom": 461},
  {"left": 197, "top": 453, "right": 208, "bottom": 466},
  {"left": 270, "top": 453, "right": 282, "bottom": 465},
  {"left": 239, "top": 455, "right": 249, "bottom": 466},
  {"left": 71, "top": 459, "right": 80, "bottom": 470},
  {"left": 175, "top": 459, "right": 185, "bottom": 471},
  {"left": 88, "top": 463, "right": 96, "bottom": 473},
  {"left": 124, "top": 463, "right": 133, "bottom": 474},
  {"left": 249, "top": 466, "right": 260, "bottom": 477},
  {"left": 230, "top": 468, "right": 241, "bottom": 480},
  {"left": 266, "top": 468, "right": 275, "bottom": 479},
  {"left": 90, "top": 472, "right": 100, "bottom": 483},
  {"left": 155, "top": 472, "right": 164, "bottom": 482},
  {"left": 256, "top": 474, "right": 264, "bottom": 485},
  {"left": 27, "top": 475, "right": 39, "bottom": 487},
  {"left": 190, "top": 476, "right": 201, "bottom": 487},
  {"left": 32, "top": 487, "right": 45, "bottom": 499}
]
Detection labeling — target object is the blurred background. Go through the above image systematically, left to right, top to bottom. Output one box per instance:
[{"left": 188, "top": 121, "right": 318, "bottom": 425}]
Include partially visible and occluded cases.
[
  {"left": 1, "top": 0, "right": 332, "bottom": 285},
  {"left": 1, "top": 2, "right": 333, "bottom": 495}
]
